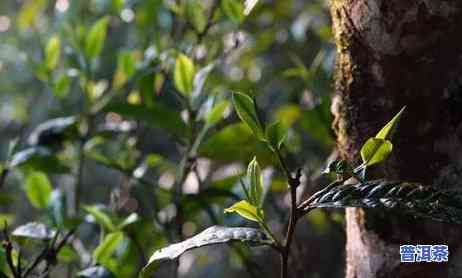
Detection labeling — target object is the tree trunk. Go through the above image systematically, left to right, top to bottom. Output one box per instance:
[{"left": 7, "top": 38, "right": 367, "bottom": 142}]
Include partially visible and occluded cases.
[{"left": 329, "top": 1, "right": 462, "bottom": 277}]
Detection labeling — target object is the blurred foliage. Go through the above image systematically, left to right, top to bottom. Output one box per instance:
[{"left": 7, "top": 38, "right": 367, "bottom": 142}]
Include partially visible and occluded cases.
[{"left": 0, "top": 0, "right": 340, "bottom": 277}]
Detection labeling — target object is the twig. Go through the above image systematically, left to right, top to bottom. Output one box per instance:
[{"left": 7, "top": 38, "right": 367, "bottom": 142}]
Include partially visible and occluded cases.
[
  {"left": 195, "top": 0, "right": 221, "bottom": 45},
  {"left": 74, "top": 138, "right": 85, "bottom": 213},
  {"left": 272, "top": 146, "right": 303, "bottom": 278},
  {"left": 0, "top": 168, "right": 9, "bottom": 192},
  {"left": 2, "top": 223, "right": 19, "bottom": 278},
  {"left": 23, "top": 229, "right": 75, "bottom": 278},
  {"left": 128, "top": 231, "right": 147, "bottom": 268}
]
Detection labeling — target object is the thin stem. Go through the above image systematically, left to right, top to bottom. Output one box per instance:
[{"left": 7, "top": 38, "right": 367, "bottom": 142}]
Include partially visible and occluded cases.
[
  {"left": 195, "top": 0, "right": 220, "bottom": 45},
  {"left": 170, "top": 106, "right": 201, "bottom": 278},
  {"left": 74, "top": 138, "right": 85, "bottom": 213},
  {"left": 272, "top": 147, "right": 301, "bottom": 278},
  {"left": 274, "top": 148, "right": 292, "bottom": 181},
  {"left": 0, "top": 168, "right": 9, "bottom": 192},
  {"left": 284, "top": 185, "right": 298, "bottom": 252},
  {"left": 259, "top": 221, "right": 281, "bottom": 249},
  {"left": 2, "top": 224, "right": 19, "bottom": 278},
  {"left": 23, "top": 230, "right": 75, "bottom": 278},
  {"left": 128, "top": 232, "right": 147, "bottom": 269},
  {"left": 280, "top": 251, "right": 288, "bottom": 278}
]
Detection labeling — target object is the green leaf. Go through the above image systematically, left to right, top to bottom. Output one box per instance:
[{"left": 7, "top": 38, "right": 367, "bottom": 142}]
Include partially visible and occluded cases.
[
  {"left": 17, "top": 0, "right": 47, "bottom": 31},
  {"left": 186, "top": 0, "right": 206, "bottom": 33},
  {"left": 221, "top": 0, "right": 244, "bottom": 23},
  {"left": 85, "top": 17, "right": 109, "bottom": 60},
  {"left": 45, "top": 35, "right": 61, "bottom": 71},
  {"left": 113, "top": 50, "right": 136, "bottom": 89},
  {"left": 174, "top": 53, "right": 195, "bottom": 95},
  {"left": 191, "top": 63, "right": 215, "bottom": 108},
  {"left": 53, "top": 74, "right": 71, "bottom": 98},
  {"left": 232, "top": 92, "right": 264, "bottom": 140},
  {"left": 205, "top": 100, "right": 229, "bottom": 126},
  {"left": 105, "top": 103, "right": 187, "bottom": 138},
  {"left": 375, "top": 106, "right": 406, "bottom": 140},
  {"left": 28, "top": 116, "right": 78, "bottom": 146},
  {"left": 265, "top": 121, "right": 286, "bottom": 151},
  {"left": 200, "top": 123, "right": 273, "bottom": 164},
  {"left": 360, "top": 138, "right": 393, "bottom": 166},
  {"left": 9, "top": 147, "right": 70, "bottom": 173},
  {"left": 247, "top": 157, "right": 263, "bottom": 207},
  {"left": 24, "top": 171, "right": 52, "bottom": 209},
  {"left": 303, "top": 180, "right": 462, "bottom": 225},
  {"left": 224, "top": 200, "right": 263, "bottom": 222},
  {"left": 84, "top": 206, "right": 116, "bottom": 232},
  {"left": 116, "top": 213, "right": 139, "bottom": 230},
  {"left": 12, "top": 222, "right": 56, "bottom": 241},
  {"left": 141, "top": 226, "right": 268, "bottom": 277},
  {"left": 93, "top": 232, "right": 124, "bottom": 264},
  {"left": 57, "top": 245, "right": 79, "bottom": 263},
  {"left": 77, "top": 266, "right": 115, "bottom": 278}
]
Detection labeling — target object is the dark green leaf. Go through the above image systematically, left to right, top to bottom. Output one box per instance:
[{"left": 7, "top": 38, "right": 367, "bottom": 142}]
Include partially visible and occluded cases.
[
  {"left": 186, "top": 0, "right": 206, "bottom": 33},
  {"left": 221, "top": 0, "right": 244, "bottom": 23},
  {"left": 232, "top": 92, "right": 264, "bottom": 140},
  {"left": 105, "top": 103, "right": 187, "bottom": 138},
  {"left": 27, "top": 116, "right": 78, "bottom": 147},
  {"left": 265, "top": 121, "right": 286, "bottom": 151},
  {"left": 200, "top": 123, "right": 273, "bottom": 164},
  {"left": 9, "top": 147, "right": 69, "bottom": 173},
  {"left": 9, "top": 147, "right": 52, "bottom": 167},
  {"left": 302, "top": 179, "right": 462, "bottom": 224},
  {"left": 12, "top": 222, "right": 56, "bottom": 241},
  {"left": 141, "top": 226, "right": 269, "bottom": 277},
  {"left": 57, "top": 245, "right": 79, "bottom": 263},
  {"left": 77, "top": 266, "right": 115, "bottom": 278}
]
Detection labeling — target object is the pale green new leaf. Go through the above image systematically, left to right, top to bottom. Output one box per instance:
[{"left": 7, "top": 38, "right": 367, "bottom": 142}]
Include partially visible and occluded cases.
[
  {"left": 85, "top": 17, "right": 109, "bottom": 60},
  {"left": 45, "top": 35, "right": 61, "bottom": 71},
  {"left": 174, "top": 53, "right": 195, "bottom": 95},
  {"left": 231, "top": 92, "right": 264, "bottom": 140},
  {"left": 206, "top": 100, "right": 229, "bottom": 126},
  {"left": 376, "top": 106, "right": 406, "bottom": 140},
  {"left": 360, "top": 138, "right": 393, "bottom": 166},
  {"left": 247, "top": 157, "right": 263, "bottom": 207},
  {"left": 24, "top": 171, "right": 52, "bottom": 209},
  {"left": 224, "top": 200, "right": 263, "bottom": 222},
  {"left": 83, "top": 206, "right": 116, "bottom": 232},
  {"left": 116, "top": 213, "right": 139, "bottom": 230},
  {"left": 93, "top": 232, "right": 123, "bottom": 264}
]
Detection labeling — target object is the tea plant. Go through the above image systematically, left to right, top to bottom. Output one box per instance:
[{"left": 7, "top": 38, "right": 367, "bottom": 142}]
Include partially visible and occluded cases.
[{"left": 142, "top": 99, "right": 462, "bottom": 278}]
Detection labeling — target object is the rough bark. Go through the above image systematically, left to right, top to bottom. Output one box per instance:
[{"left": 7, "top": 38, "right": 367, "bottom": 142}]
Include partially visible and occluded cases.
[{"left": 329, "top": 1, "right": 462, "bottom": 277}]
